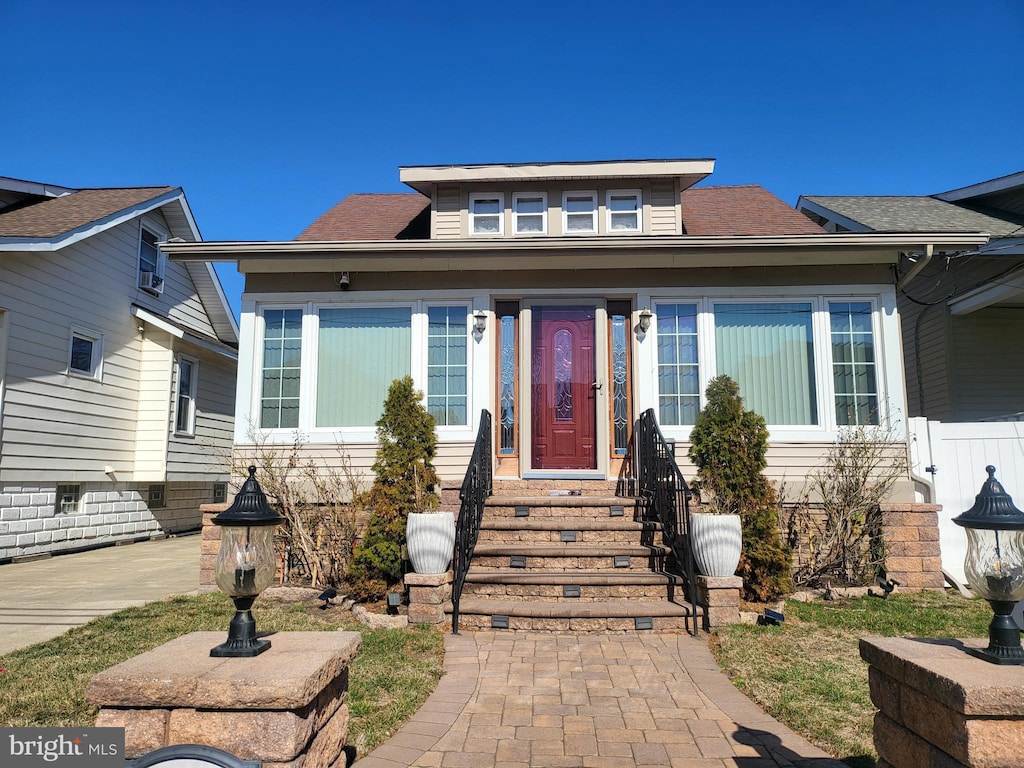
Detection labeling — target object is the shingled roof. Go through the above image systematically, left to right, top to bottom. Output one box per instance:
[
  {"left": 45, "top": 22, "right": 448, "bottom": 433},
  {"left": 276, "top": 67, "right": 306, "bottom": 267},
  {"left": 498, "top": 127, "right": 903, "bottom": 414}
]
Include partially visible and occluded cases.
[
  {"left": 295, "top": 185, "right": 823, "bottom": 241},
  {"left": 0, "top": 187, "right": 176, "bottom": 239},
  {"left": 801, "top": 195, "right": 1021, "bottom": 236}
]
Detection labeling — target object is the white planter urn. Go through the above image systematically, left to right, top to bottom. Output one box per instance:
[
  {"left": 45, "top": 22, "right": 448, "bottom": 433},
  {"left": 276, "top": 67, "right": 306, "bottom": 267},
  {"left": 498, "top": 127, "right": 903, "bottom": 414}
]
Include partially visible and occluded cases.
[
  {"left": 406, "top": 511, "right": 456, "bottom": 574},
  {"left": 689, "top": 513, "right": 742, "bottom": 577}
]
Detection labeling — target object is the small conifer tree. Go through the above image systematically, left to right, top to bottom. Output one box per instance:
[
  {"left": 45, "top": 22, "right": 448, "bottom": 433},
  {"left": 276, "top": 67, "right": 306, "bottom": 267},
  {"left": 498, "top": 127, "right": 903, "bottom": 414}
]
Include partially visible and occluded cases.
[
  {"left": 688, "top": 375, "right": 791, "bottom": 601},
  {"left": 345, "top": 376, "right": 439, "bottom": 600}
]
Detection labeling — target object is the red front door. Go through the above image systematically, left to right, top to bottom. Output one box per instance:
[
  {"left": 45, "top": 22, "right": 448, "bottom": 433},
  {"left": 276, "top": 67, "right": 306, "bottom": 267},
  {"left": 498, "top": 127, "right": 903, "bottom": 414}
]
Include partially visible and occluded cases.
[{"left": 531, "top": 305, "right": 597, "bottom": 470}]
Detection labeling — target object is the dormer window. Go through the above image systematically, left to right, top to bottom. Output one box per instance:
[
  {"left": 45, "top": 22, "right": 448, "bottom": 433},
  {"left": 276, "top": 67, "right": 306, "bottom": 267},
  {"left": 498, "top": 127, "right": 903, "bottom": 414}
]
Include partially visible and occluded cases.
[
  {"left": 607, "top": 190, "right": 641, "bottom": 232},
  {"left": 563, "top": 191, "right": 597, "bottom": 234},
  {"left": 513, "top": 192, "right": 547, "bottom": 235},
  {"left": 469, "top": 193, "right": 504, "bottom": 235},
  {"left": 138, "top": 226, "right": 166, "bottom": 294}
]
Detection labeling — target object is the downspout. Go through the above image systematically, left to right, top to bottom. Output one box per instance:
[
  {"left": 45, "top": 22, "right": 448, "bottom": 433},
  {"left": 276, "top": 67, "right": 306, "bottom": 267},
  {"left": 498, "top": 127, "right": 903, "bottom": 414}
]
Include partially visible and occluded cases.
[{"left": 896, "top": 243, "right": 933, "bottom": 293}]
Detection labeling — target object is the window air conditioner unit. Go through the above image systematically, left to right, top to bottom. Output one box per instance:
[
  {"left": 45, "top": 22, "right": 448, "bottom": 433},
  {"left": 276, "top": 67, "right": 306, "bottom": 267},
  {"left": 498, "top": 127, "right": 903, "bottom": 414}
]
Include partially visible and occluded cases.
[{"left": 140, "top": 271, "right": 164, "bottom": 294}]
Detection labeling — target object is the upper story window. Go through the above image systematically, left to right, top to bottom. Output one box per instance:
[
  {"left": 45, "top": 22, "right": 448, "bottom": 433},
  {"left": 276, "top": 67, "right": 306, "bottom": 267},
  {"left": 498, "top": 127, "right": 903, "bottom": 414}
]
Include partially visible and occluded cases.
[
  {"left": 607, "top": 190, "right": 641, "bottom": 232},
  {"left": 563, "top": 191, "right": 597, "bottom": 234},
  {"left": 513, "top": 192, "right": 547, "bottom": 235},
  {"left": 469, "top": 193, "right": 504, "bottom": 235},
  {"left": 138, "top": 226, "right": 166, "bottom": 294},
  {"left": 68, "top": 326, "right": 103, "bottom": 380}
]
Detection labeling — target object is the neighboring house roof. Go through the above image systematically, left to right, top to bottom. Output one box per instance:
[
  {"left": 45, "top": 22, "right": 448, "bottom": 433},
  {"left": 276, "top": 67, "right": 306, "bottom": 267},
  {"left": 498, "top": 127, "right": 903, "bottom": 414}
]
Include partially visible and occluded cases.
[
  {"left": 294, "top": 185, "right": 825, "bottom": 241},
  {"left": 680, "top": 185, "right": 824, "bottom": 236},
  {"left": 0, "top": 187, "right": 175, "bottom": 239},
  {"left": 297, "top": 193, "right": 430, "bottom": 240},
  {"left": 799, "top": 195, "right": 1022, "bottom": 236}
]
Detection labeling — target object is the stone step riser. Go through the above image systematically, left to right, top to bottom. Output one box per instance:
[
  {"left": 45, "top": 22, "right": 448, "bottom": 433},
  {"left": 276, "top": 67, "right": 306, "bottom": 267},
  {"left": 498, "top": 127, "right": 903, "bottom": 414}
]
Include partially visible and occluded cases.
[
  {"left": 491, "top": 481, "right": 621, "bottom": 494},
  {"left": 485, "top": 507, "right": 638, "bottom": 520},
  {"left": 477, "top": 530, "right": 656, "bottom": 545},
  {"left": 471, "top": 554, "right": 664, "bottom": 571},
  {"left": 461, "top": 584, "right": 680, "bottom": 601},
  {"left": 450, "top": 613, "right": 697, "bottom": 634}
]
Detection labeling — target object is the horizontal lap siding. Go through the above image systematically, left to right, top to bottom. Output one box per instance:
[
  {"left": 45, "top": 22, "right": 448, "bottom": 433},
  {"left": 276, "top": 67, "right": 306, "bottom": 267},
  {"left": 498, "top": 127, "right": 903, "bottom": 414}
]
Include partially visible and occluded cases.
[
  {"left": 649, "top": 180, "right": 679, "bottom": 235},
  {"left": 433, "top": 185, "right": 461, "bottom": 239},
  {"left": 951, "top": 307, "right": 1024, "bottom": 420},
  {"left": 133, "top": 333, "right": 172, "bottom": 480},
  {"left": 166, "top": 351, "right": 234, "bottom": 480}
]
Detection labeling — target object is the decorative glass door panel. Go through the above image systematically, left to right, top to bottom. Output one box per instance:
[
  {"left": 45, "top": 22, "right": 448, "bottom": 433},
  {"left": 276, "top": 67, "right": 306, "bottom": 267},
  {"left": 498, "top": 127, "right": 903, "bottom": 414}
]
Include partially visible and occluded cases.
[{"left": 531, "top": 306, "right": 597, "bottom": 470}]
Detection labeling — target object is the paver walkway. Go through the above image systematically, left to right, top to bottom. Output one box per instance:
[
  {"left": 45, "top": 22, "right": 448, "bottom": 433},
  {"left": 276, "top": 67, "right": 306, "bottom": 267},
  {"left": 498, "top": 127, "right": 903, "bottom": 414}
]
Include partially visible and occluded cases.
[{"left": 354, "top": 631, "right": 845, "bottom": 768}]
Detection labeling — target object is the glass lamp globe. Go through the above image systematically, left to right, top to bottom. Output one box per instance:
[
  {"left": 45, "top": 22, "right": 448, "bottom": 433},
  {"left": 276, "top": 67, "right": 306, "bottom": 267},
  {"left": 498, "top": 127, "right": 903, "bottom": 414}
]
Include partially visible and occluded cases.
[
  {"left": 210, "top": 466, "right": 284, "bottom": 658},
  {"left": 953, "top": 466, "right": 1024, "bottom": 665}
]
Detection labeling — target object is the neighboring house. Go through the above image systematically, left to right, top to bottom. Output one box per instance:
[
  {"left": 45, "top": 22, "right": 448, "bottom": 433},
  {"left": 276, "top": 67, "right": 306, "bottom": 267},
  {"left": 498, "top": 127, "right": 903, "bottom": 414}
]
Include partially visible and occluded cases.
[
  {"left": 162, "top": 159, "right": 987, "bottom": 500},
  {"left": 797, "top": 172, "right": 1024, "bottom": 581},
  {"left": 0, "top": 176, "right": 238, "bottom": 561}
]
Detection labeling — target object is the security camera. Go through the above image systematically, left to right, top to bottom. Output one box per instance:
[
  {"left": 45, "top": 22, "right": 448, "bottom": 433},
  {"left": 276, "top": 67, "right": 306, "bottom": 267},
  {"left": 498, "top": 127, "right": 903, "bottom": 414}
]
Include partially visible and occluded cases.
[{"left": 338, "top": 272, "right": 350, "bottom": 290}]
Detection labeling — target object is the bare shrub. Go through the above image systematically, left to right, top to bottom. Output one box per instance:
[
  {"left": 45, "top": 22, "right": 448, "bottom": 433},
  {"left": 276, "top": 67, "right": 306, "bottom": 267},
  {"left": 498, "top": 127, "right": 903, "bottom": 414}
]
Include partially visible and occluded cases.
[
  {"left": 788, "top": 421, "right": 908, "bottom": 587},
  {"left": 231, "top": 427, "right": 367, "bottom": 588}
]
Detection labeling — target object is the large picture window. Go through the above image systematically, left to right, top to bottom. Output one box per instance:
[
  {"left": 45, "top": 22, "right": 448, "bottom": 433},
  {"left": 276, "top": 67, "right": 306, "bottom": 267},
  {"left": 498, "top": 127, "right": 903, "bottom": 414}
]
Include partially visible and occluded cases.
[
  {"left": 653, "top": 297, "right": 883, "bottom": 430},
  {"left": 317, "top": 307, "right": 412, "bottom": 427}
]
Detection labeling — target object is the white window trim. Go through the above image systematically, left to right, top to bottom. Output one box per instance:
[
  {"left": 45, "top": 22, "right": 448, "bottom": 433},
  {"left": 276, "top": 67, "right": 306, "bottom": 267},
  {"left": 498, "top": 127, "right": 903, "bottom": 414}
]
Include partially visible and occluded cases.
[
  {"left": 605, "top": 189, "right": 642, "bottom": 234},
  {"left": 562, "top": 190, "right": 598, "bottom": 235},
  {"left": 512, "top": 192, "right": 547, "bottom": 236},
  {"left": 469, "top": 193, "right": 505, "bottom": 236},
  {"left": 138, "top": 222, "right": 168, "bottom": 291},
  {"left": 645, "top": 290, "right": 896, "bottom": 442},
  {"left": 252, "top": 298, "right": 480, "bottom": 443},
  {"left": 67, "top": 326, "right": 104, "bottom": 380},
  {"left": 174, "top": 353, "right": 200, "bottom": 436},
  {"left": 55, "top": 484, "right": 81, "bottom": 514}
]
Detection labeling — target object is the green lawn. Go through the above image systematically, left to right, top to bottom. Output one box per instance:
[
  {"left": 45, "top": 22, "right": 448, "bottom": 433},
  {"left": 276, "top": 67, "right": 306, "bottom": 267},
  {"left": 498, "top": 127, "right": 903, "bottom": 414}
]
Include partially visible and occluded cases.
[
  {"left": 710, "top": 591, "right": 991, "bottom": 767},
  {"left": 0, "top": 592, "right": 444, "bottom": 759}
]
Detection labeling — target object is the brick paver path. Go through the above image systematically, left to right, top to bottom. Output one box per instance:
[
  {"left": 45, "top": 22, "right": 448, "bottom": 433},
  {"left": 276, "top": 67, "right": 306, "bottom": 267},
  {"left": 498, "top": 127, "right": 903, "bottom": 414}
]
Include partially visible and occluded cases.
[{"left": 353, "top": 632, "right": 845, "bottom": 768}]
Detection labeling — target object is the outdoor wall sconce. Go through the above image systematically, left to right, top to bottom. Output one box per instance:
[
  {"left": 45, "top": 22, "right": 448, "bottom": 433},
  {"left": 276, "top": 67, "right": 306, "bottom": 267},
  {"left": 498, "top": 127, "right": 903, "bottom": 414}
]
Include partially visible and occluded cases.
[
  {"left": 638, "top": 307, "right": 653, "bottom": 334},
  {"left": 473, "top": 311, "right": 488, "bottom": 334},
  {"left": 953, "top": 465, "right": 1024, "bottom": 665},
  {"left": 210, "top": 466, "right": 284, "bottom": 657}
]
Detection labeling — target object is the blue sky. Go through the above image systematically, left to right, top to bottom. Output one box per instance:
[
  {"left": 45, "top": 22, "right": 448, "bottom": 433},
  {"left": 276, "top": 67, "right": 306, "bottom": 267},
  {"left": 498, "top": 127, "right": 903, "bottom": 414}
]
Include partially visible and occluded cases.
[{"left": 3, "top": 1, "right": 1022, "bottom": 319}]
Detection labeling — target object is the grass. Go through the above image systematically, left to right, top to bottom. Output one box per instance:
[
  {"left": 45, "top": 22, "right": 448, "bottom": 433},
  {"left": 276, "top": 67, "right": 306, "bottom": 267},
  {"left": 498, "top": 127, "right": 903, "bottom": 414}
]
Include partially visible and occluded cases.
[
  {"left": 709, "top": 590, "right": 991, "bottom": 768},
  {"left": 0, "top": 592, "right": 444, "bottom": 759}
]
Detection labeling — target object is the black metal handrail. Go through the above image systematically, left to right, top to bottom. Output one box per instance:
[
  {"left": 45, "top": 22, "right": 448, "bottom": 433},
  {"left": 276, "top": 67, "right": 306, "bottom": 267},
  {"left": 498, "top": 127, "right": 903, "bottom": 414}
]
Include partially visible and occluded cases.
[
  {"left": 636, "top": 408, "right": 700, "bottom": 636},
  {"left": 451, "top": 410, "right": 493, "bottom": 634}
]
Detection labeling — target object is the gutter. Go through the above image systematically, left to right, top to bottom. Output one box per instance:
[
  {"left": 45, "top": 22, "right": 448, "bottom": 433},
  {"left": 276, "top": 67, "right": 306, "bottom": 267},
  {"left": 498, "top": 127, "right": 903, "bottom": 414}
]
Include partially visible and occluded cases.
[{"left": 896, "top": 243, "right": 934, "bottom": 293}]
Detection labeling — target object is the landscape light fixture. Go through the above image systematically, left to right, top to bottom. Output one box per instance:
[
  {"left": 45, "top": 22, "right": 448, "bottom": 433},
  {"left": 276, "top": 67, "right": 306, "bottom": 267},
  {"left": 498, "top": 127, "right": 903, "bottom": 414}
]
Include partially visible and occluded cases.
[
  {"left": 638, "top": 307, "right": 652, "bottom": 333},
  {"left": 473, "top": 311, "right": 488, "bottom": 334},
  {"left": 953, "top": 465, "right": 1024, "bottom": 665},
  {"left": 210, "top": 466, "right": 284, "bottom": 657}
]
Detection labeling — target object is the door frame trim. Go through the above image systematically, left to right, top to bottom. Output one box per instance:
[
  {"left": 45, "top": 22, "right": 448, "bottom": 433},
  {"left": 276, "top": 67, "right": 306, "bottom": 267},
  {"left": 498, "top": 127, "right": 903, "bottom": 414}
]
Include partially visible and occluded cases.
[{"left": 521, "top": 299, "right": 609, "bottom": 478}]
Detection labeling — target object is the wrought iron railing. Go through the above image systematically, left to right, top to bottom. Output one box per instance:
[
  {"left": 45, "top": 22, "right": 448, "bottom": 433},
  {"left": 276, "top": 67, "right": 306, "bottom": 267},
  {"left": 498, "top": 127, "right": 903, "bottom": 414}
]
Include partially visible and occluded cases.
[
  {"left": 636, "top": 408, "right": 700, "bottom": 636},
  {"left": 451, "top": 410, "right": 493, "bottom": 634}
]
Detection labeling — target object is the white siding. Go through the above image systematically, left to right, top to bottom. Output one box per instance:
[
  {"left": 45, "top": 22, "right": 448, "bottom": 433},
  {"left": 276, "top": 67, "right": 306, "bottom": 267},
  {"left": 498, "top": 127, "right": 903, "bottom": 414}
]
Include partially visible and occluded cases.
[
  {"left": 133, "top": 332, "right": 173, "bottom": 481},
  {"left": 167, "top": 349, "right": 234, "bottom": 480}
]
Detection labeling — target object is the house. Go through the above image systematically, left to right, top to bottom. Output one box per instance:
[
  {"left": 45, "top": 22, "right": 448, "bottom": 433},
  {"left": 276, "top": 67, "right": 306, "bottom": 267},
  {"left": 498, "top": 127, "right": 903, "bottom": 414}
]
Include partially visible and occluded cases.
[
  {"left": 161, "top": 159, "right": 989, "bottom": 496},
  {"left": 797, "top": 172, "right": 1024, "bottom": 581},
  {"left": 0, "top": 176, "right": 238, "bottom": 562}
]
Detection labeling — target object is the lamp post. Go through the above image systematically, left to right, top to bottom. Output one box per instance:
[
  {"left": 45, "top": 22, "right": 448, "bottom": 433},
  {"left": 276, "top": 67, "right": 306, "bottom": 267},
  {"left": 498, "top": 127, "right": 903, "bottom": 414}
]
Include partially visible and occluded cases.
[
  {"left": 953, "top": 465, "right": 1024, "bottom": 665},
  {"left": 210, "top": 466, "right": 285, "bottom": 658}
]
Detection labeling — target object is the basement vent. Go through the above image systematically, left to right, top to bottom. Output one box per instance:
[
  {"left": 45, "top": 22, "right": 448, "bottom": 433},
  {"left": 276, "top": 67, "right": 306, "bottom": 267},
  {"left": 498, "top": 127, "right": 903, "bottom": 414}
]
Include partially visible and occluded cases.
[
  {"left": 610, "top": 505, "right": 624, "bottom": 517},
  {"left": 515, "top": 506, "right": 530, "bottom": 517},
  {"left": 560, "top": 530, "right": 578, "bottom": 543},
  {"left": 510, "top": 555, "right": 527, "bottom": 568},
  {"left": 613, "top": 555, "right": 631, "bottom": 568},
  {"left": 563, "top": 585, "right": 581, "bottom": 598},
  {"left": 491, "top": 615, "right": 510, "bottom": 629},
  {"left": 635, "top": 617, "right": 654, "bottom": 630}
]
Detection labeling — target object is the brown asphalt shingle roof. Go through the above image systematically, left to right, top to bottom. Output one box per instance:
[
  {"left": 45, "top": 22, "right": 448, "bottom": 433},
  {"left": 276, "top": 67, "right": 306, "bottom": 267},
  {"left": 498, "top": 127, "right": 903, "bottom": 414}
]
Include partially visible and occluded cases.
[
  {"left": 296, "top": 185, "right": 824, "bottom": 241},
  {"left": 680, "top": 185, "right": 824, "bottom": 236},
  {"left": 0, "top": 187, "right": 175, "bottom": 239},
  {"left": 296, "top": 193, "right": 430, "bottom": 240}
]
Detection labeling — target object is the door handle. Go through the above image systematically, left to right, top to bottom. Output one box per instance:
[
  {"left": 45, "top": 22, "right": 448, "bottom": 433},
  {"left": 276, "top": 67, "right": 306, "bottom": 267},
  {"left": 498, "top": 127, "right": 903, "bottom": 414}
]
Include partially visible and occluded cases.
[{"left": 592, "top": 381, "right": 603, "bottom": 390}]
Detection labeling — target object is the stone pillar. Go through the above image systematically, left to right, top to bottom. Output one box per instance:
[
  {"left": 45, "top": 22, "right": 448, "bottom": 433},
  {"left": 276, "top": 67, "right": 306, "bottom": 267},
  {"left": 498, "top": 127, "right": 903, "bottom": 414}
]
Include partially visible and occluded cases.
[
  {"left": 199, "top": 502, "right": 230, "bottom": 592},
  {"left": 880, "top": 503, "right": 944, "bottom": 589},
  {"left": 405, "top": 570, "right": 453, "bottom": 625},
  {"left": 695, "top": 575, "right": 742, "bottom": 630},
  {"left": 86, "top": 631, "right": 361, "bottom": 768},
  {"left": 861, "top": 636, "right": 1024, "bottom": 768}
]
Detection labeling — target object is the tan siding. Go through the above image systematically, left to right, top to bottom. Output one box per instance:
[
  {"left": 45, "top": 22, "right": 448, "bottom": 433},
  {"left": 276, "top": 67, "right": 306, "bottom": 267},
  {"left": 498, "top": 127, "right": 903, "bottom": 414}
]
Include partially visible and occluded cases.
[
  {"left": 649, "top": 180, "right": 679, "bottom": 235},
  {"left": 433, "top": 184, "right": 461, "bottom": 240},
  {"left": 951, "top": 307, "right": 1024, "bottom": 420},
  {"left": 133, "top": 333, "right": 173, "bottom": 481},
  {"left": 166, "top": 350, "right": 235, "bottom": 480}
]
